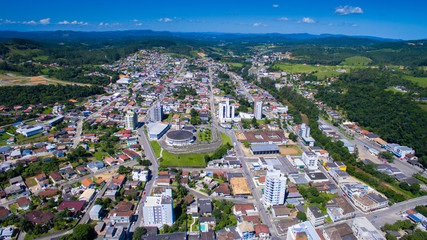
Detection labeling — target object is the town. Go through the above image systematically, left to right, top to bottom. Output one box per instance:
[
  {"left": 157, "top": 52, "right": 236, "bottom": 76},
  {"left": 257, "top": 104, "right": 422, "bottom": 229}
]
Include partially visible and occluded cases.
[{"left": 0, "top": 46, "right": 426, "bottom": 240}]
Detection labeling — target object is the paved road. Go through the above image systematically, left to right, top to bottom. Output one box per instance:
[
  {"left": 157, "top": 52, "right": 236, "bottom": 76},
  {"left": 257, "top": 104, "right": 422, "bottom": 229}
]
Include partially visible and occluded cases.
[{"left": 364, "top": 195, "right": 427, "bottom": 228}]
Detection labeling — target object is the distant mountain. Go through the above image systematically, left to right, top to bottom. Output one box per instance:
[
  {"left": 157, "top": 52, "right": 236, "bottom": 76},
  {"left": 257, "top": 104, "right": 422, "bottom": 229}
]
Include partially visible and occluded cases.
[{"left": 0, "top": 30, "right": 401, "bottom": 43}]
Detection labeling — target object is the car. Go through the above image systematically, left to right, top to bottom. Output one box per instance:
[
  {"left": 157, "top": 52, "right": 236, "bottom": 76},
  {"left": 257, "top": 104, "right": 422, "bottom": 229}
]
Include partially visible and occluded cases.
[{"left": 143, "top": 191, "right": 146, "bottom": 195}]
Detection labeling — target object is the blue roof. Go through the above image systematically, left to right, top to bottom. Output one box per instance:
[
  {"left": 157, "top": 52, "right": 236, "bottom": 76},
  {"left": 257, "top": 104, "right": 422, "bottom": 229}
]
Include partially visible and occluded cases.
[
  {"left": 250, "top": 144, "right": 280, "bottom": 152},
  {"left": 0, "top": 146, "right": 11, "bottom": 153},
  {"left": 87, "top": 161, "right": 104, "bottom": 169},
  {"left": 408, "top": 214, "right": 421, "bottom": 222}
]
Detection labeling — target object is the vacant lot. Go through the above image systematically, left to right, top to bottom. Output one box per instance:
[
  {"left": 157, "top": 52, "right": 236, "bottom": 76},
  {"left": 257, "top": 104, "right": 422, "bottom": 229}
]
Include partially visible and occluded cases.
[
  {"left": 0, "top": 74, "right": 90, "bottom": 86},
  {"left": 279, "top": 145, "right": 302, "bottom": 155}
]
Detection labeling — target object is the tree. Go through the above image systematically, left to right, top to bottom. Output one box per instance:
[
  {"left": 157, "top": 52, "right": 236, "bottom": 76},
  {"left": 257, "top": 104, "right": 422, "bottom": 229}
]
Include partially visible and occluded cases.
[
  {"left": 288, "top": 132, "right": 298, "bottom": 142},
  {"left": 243, "top": 141, "right": 250, "bottom": 148},
  {"left": 379, "top": 151, "right": 394, "bottom": 162},
  {"left": 410, "top": 183, "right": 420, "bottom": 195},
  {"left": 296, "top": 211, "right": 307, "bottom": 221},
  {"left": 71, "top": 224, "right": 97, "bottom": 240},
  {"left": 133, "top": 227, "right": 147, "bottom": 240}
]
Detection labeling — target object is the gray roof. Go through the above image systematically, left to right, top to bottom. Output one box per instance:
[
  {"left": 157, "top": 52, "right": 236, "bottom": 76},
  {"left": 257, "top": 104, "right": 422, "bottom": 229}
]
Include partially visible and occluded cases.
[
  {"left": 250, "top": 144, "right": 280, "bottom": 152},
  {"left": 367, "top": 193, "right": 388, "bottom": 204},
  {"left": 308, "top": 206, "right": 325, "bottom": 218}
]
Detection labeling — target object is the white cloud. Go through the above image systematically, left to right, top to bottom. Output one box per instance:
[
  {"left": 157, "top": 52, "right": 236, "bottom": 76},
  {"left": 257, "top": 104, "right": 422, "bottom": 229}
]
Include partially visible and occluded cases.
[
  {"left": 272, "top": 4, "right": 279, "bottom": 8},
  {"left": 335, "top": 6, "right": 363, "bottom": 15},
  {"left": 277, "top": 17, "right": 289, "bottom": 21},
  {"left": 299, "top": 17, "right": 315, "bottom": 23},
  {"left": 39, "top": 18, "right": 50, "bottom": 25},
  {"left": 158, "top": 18, "right": 173, "bottom": 22},
  {"left": 133, "top": 19, "right": 139, "bottom": 22},
  {"left": 5, "top": 20, "right": 17, "bottom": 24},
  {"left": 23, "top": 20, "right": 37, "bottom": 25},
  {"left": 58, "top": 20, "right": 87, "bottom": 25},
  {"left": 99, "top": 22, "right": 104, "bottom": 26},
  {"left": 253, "top": 22, "right": 262, "bottom": 27},
  {"left": 136, "top": 23, "right": 143, "bottom": 26},
  {"left": 352, "top": 24, "right": 359, "bottom": 27}
]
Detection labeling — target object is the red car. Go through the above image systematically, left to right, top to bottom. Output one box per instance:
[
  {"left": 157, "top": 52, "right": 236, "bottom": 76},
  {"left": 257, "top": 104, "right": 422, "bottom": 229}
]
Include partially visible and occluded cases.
[{"left": 143, "top": 191, "right": 146, "bottom": 195}]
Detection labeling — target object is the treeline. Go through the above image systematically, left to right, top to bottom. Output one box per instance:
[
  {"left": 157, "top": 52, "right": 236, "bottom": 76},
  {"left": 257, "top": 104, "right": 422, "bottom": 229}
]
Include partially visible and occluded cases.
[
  {"left": 316, "top": 69, "right": 427, "bottom": 160},
  {"left": 255, "top": 76, "right": 412, "bottom": 203},
  {"left": 0, "top": 84, "right": 104, "bottom": 107}
]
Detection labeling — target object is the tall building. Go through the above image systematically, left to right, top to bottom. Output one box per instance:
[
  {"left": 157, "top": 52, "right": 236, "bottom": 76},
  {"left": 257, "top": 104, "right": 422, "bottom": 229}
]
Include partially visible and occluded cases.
[
  {"left": 218, "top": 98, "right": 236, "bottom": 122},
  {"left": 254, "top": 99, "right": 263, "bottom": 120},
  {"left": 151, "top": 102, "right": 163, "bottom": 122},
  {"left": 125, "top": 111, "right": 137, "bottom": 130},
  {"left": 263, "top": 166, "right": 287, "bottom": 206},
  {"left": 143, "top": 196, "right": 174, "bottom": 227}
]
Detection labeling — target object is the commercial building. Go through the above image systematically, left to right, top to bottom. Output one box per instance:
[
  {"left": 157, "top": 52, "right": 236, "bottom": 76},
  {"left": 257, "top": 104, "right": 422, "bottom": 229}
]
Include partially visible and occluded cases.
[
  {"left": 218, "top": 98, "right": 236, "bottom": 122},
  {"left": 254, "top": 99, "right": 263, "bottom": 120},
  {"left": 151, "top": 102, "right": 163, "bottom": 123},
  {"left": 125, "top": 111, "right": 137, "bottom": 130},
  {"left": 147, "top": 122, "right": 170, "bottom": 140},
  {"left": 299, "top": 123, "right": 315, "bottom": 146},
  {"left": 16, "top": 125, "right": 43, "bottom": 137},
  {"left": 165, "top": 130, "right": 195, "bottom": 146},
  {"left": 242, "top": 131, "right": 287, "bottom": 145},
  {"left": 250, "top": 144, "right": 280, "bottom": 155},
  {"left": 302, "top": 151, "right": 319, "bottom": 170},
  {"left": 263, "top": 166, "right": 287, "bottom": 206},
  {"left": 143, "top": 196, "right": 174, "bottom": 227},
  {"left": 327, "top": 197, "right": 356, "bottom": 222},
  {"left": 307, "top": 206, "right": 326, "bottom": 227},
  {"left": 351, "top": 217, "right": 385, "bottom": 240},
  {"left": 286, "top": 221, "right": 321, "bottom": 240},
  {"left": 322, "top": 223, "right": 356, "bottom": 240}
]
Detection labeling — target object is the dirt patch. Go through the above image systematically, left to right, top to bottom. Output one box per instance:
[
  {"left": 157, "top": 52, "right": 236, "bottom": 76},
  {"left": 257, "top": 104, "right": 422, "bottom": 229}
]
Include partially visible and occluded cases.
[
  {"left": 301, "top": 113, "right": 309, "bottom": 125},
  {"left": 280, "top": 148, "right": 299, "bottom": 155},
  {"left": 95, "top": 170, "right": 116, "bottom": 181}
]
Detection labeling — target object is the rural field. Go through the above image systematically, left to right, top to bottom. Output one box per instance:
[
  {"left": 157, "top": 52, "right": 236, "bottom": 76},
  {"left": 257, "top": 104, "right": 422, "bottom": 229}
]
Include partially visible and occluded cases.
[
  {"left": 340, "top": 56, "right": 373, "bottom": 66},
  {"left": 0, "top": 73, "right": 90, "bottom": 86},
  {"left": 404, "top": 75, "right": 427, "bottom": 88}
]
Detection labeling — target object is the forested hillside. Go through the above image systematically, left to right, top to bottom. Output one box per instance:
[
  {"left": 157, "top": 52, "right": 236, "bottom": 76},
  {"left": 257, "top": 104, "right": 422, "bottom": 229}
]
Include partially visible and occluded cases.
[
  {"left": 316, "top": 69, "right": 427, "bottom": 161},
  {"left": 0, "top": 85, "right": 105, "bottom": 107}
]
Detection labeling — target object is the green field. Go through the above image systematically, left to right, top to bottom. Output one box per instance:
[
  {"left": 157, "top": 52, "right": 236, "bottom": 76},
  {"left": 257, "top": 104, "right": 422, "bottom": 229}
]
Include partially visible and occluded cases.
[
  {"left": 32, "top": 55, "right": 49, "bottom": 61},
  {"left": 340, "top": 56, "right": 373, "bottom": 66},
  {"left": 227, "top": 62, "right": 243, "bottom": 68},
  {"left": 271, "top": 63, "right": 335, "bottom": 73},
  {"left": 314, "top": 70, "right": 345, "bottom": 80},
  {"left": 404, "top": 75, "right": 427, "bottom": 88},
  {"left": 385, "top": 86, "right": 406, "bottom": 94},
  {"left": 418, "top": 103, "right": 427, "bottom": 112},
  {"left": 198, "top": 129, "right": 212, "bottom": 142},
  {"left": 150, "top": 132, "right": 233, "bottom": 167},
  {"left": 94, "top": 152, "right": 109, "bottom": 161}
]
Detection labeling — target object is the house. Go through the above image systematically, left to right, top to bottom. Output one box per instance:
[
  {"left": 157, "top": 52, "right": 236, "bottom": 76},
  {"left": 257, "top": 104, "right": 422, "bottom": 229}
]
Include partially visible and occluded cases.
[
  {"left": 122, "top": 149, "right": 139, "bottom": 159},
  {"left": 105, "top": 157, "right": 119, "bottom": 166},
  {"left": 87, "top": 161, "right": 104, "bottom": 172},
  {"left": 76, "top": 165, "right": 88, "bottom": 174},
  {"left": 49, "top": 172, "right": 63, "bottom": 184},
  {"left": 110, "top": 175, "right": 126, "bottom": 188},
  {"left": 9, "top": 176, "right": 23, "bottom": 186},
  {"left": 81, "top": 178, "right": 95, "bottom": 189},
  {"left": 156, "top": 178, "right": 171, "bottom": 186},
  {"left": 213, "top": 183, "right": 231, "bottom": 197},
  {"left": 38, "top": 189, "right": 59, "bottom": 198},
  {"left": 104, "top": 190, "right": 118, "bottom": 201},
  {"left": 16, "top": 197, "right": 30, "bottom": 210},
  {"left": 199, "top": 199, "right": 213, "bottom": 215},
  {"left": 58, "top": 201, "right": 86, "bottom": 213},
  {"left": 109, "top": 201, "right": 133, "bottom": 224},
  {"left": 233, "top": 203, "right": 257, "bottom": 216},
  {"left": 0, "top": 207, "right": 10, "bottom": 220},
  {"left": 25, "top": 210, "right": 55, "bottom": 225},
  {"left": 199, "top": 217, "right": 216, "bottom": 232},
  {"left": 237, "top": 221, "right": 255, "bottom": 240},
  {"left": 103, "top": 223, "right": 126, "bottom": 240},
  {"left": 323, "top": 223, "right": 356, "bottom": 240},
  {"left": 254, "top": 224, "right": 271, "bottom": 240}
]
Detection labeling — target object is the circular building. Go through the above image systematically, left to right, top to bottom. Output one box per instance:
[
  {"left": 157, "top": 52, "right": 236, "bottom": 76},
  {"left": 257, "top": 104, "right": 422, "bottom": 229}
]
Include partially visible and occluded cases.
[{"left": 166, "top": 130, "right": 195, "bottom": 146}]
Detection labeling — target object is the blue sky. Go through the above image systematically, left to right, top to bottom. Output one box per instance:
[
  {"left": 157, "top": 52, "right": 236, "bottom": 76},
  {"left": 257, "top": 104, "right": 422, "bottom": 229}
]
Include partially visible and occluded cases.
[{"left": 1, "top": 0, "right": 426, "bottom": 40}]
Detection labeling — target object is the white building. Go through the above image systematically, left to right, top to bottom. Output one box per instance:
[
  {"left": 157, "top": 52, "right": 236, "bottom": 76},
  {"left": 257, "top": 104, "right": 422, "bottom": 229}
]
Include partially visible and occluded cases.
[
  {"left": 218, "top": 98, "right": 236, "bottom": 122},
  {"left": 254, "top": 99, "right": 263, "bottom": 120},
  {"left": 151, "top": 102, "right": 163, "bottom": 123},
  {"left": 125, "top": 111, "right": 137, "bottom": 130},
  {"left": 300, "top": 123, "right": 315, "bottom": 147},
  {"left": 302, "top": 151, "right": 319, "bottom": 170},
  {"left": 263, "top": 166, "right": 287, "bottom": 206},
  {"left": 132, "top": 169, "right": 149, "bottom": 182},
  {"left": 143, "top": 196, "right": 174, "bottom": 227},
  {"left": 89, "top": 205, "right": 103, "bottom": 220},
  {"left": 307, "top": 206, "right": 326, "bottom": 227},
  {"left": 351, "top": 217, "right": 385, "bottom": 240},
  {"left": 287, "top": 221, "right": 321, "bottom": 240}
]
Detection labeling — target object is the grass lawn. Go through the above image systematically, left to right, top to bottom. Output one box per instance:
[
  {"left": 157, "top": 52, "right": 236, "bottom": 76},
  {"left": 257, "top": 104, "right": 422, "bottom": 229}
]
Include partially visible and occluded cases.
[
  {"left": 32, "top": 55, "right": 49, "bottom": 61},
  {"left": 340, "top": 56, "right": 373, "bottom": 66},
  {"left": 227, "top": 62, "right": 243, "bottom": 68},
  {"left": 314, "top": 70, "right": 345, "bottom": 80},
  {"left": 403, "top": 75, "right": 427, "bottom": 88},
  {"left": 385, "top": 86, "right": 406, "bottom": 94},
  {"left": 198, "top": 129, "right": 212, "bottom": 142},
  {"left": 221, "top": 132, "right": 232, "bottom": 146},
  {"left": 16, "top": 133, "right": 48, "bottom": 145},
  {"left": 151, "top": 141, "right": 162, "bottom": 158},
  {"left": 93, "top": 152, "right": 109, "bottom": 161},
  {"left": 25, "top": 177, "right": 37, "bottom": 188},
  {"left": 9, "top": 203, "right": 17, "bottom": 213}
]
